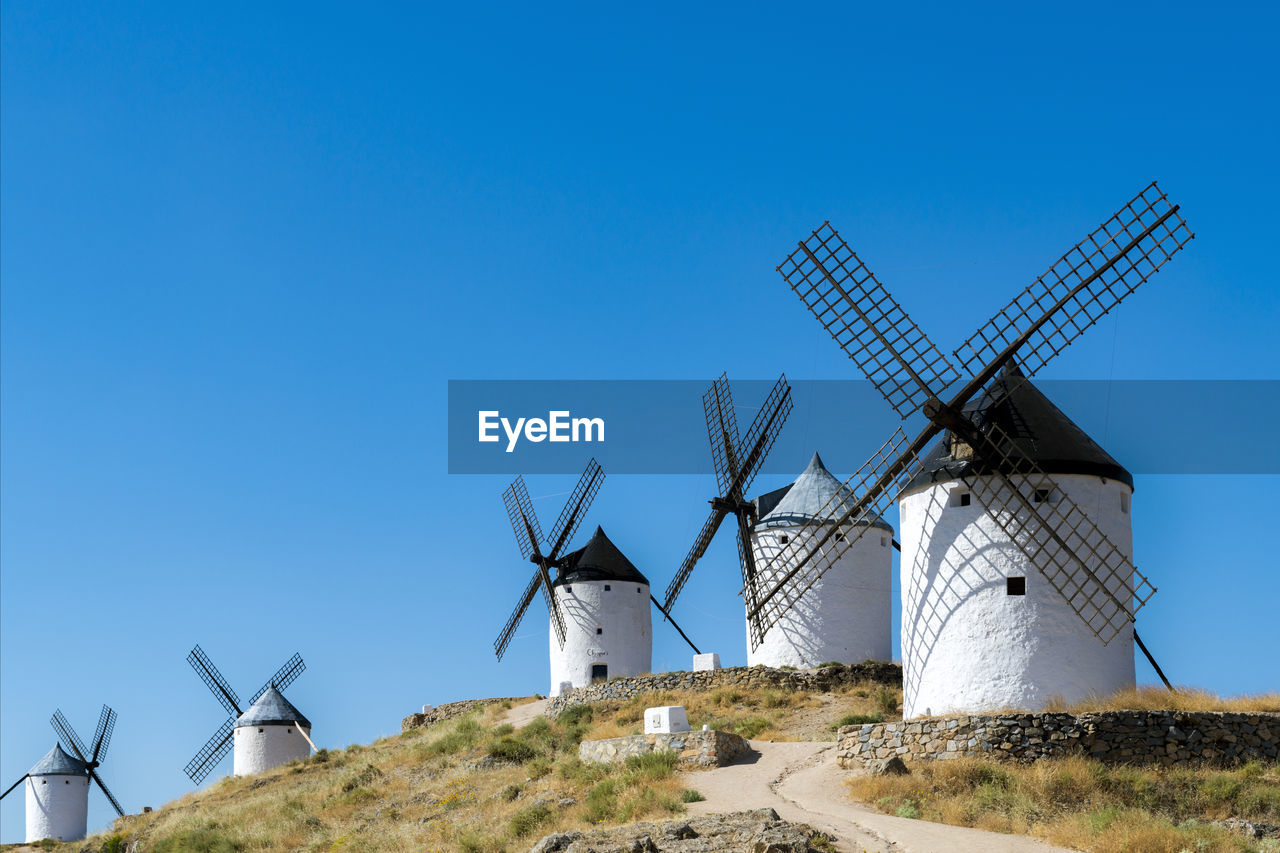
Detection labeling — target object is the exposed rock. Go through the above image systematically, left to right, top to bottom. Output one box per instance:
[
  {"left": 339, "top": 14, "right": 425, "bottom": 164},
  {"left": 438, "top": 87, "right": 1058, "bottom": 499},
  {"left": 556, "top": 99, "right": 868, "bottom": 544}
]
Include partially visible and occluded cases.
[
  {"left": 401, "top": 697, "right": 524, "bottom": 732},
  {"left": 579, "top": 731, "right": 752, "bottom": 769},
  {"left": 866, "top": 756, "right": 909, "bottom": 776},
  {"left": 525, "top": 809, "right": 834, "bottom": 853},
  {"left": 1213, "top": 817, "right": 1280, "bottom": 839}
]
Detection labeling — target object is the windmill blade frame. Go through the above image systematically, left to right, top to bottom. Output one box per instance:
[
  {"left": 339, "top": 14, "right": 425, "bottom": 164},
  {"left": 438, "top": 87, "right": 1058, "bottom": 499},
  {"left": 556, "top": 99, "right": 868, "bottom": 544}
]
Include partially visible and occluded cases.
[
  {"left": 954, "top": 182, "right": 1194, "bottom": 382},
  {"left": 778, "top": 223, "right": 960, "bottom": 418},
  {"left": 704, "top": 373, "right": 742, "bottom": 496},
  {"left": 732, "top": 375, "right": 794, "bottom": 501},
  {"left": 748, "top": 428, "right": 921, "bottom": 642},
  {"left": 545, "top": 458, "right": 605, "bottom": 561},
  {"left": 503, "top": 475, "right": 543, "bottom": 560},
  {"left": 662, "top": 507, "right": 729, "bottom": 611},
  {"left": 494, "top": 571, "right": 545, "bottom": 660},
  {"left": 188, "top": 645, "right": 243, "bottom": 717},
  {"left": 249, "top": 653, "right": 306, "bottom": 705},
  {"left": 91, "top": 704, "right": 117, "bottom": 764},
  {"left": 50, "top": 709, "right": 89, "bottom": 762},
  {"left": 185, "top": 718, "right": 235, "bottom": 784},
  {"left": 90, "top": 768, "right": 125, "bottom": 817},
  {"left": 0, "top": 774, "right": 30, "bottom": 801}
]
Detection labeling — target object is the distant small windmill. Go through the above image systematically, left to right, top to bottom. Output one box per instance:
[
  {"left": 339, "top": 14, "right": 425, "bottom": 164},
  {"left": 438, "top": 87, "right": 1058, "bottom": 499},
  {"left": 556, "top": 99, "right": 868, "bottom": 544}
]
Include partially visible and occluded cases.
[
  {"left": 757, "top": 181, "right": 1192, "bottom": 714},
  {"left": 661, "top": 373, "right": 793, "bottom": 645},
  {"left": 185, "top": 645, "right": 312, "bottom": 783},
  {"left": 0, "top": 705, "right": 124, "bottom": 843}
]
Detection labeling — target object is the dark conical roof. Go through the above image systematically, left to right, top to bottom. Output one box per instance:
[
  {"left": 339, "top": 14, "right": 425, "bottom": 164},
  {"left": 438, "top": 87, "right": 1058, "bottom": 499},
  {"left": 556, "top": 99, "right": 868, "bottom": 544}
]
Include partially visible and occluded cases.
[
  {"left": 901, "top": 364, "right": 1133, "bottom": 495},
  {"left": 756, "top": 453, "right": 893, "bottom": 532},
  {"left": 554, "top": 526, "right": 650, "bottom": 586},
  {"left": 235, "top": 685, "right": 311, "bottom": 729},
  {"left": 29, "top": 743, "right": 88, "bottom": 777}
]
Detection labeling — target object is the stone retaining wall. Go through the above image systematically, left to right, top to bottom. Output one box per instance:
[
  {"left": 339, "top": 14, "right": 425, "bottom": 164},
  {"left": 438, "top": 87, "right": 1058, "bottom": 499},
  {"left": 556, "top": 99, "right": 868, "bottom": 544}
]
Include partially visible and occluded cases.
[
  {"left": 547, "top": 662, "right": 901, "bottom": 717},
  {"left": 401, "top": 697, "right": 524, "bottom": 733},
  {"left": 838, "top": 710, "right": 1280, "bottom": 768},
  {"left": 578, "top": 730, "right": 751, "bottom": 769}
]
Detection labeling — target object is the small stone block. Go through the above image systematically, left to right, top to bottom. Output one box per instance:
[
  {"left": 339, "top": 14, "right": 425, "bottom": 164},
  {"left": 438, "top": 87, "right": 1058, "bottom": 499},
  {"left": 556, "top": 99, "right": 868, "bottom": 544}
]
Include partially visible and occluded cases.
[
  {"left": 693, "top": 653, "right": 721, "bottom": 671},
  {"left": 645, "top": 705, "right": 691, "bottom": 734}
]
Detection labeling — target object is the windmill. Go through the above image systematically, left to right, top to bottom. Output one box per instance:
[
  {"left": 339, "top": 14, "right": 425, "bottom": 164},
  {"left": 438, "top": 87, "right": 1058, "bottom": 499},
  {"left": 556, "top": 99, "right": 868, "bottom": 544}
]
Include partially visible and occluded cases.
[
  {"left": 755, "top": 181, "right": 1191, "bottom": 713},
  {"left": 660, "top": 373, "right": 793, "bottom": 642},
  {"left": 185, "top": 645, "right": 312, "bottom": 783},
  {"left": 0, "top": 705, "right": 124, "bottom": 843}
]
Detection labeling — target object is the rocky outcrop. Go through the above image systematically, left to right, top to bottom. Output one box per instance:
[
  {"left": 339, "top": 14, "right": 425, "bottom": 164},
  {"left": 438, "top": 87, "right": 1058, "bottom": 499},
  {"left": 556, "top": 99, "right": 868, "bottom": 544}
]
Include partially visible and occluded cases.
[
  {"left": 547, "top": 662, "right": 900, "bottom": 716},
  {"left": 400, "top": 697, "right": 524, "bottom": 732},
  {"left": 838, "top": 710, "right": 1280, "bottom": 768},
  {"left": 578, "top": 731, "right": 751, "bottom": 768},
  {"left": 526, "top": 807, "right": 834, "bottom": 852}
]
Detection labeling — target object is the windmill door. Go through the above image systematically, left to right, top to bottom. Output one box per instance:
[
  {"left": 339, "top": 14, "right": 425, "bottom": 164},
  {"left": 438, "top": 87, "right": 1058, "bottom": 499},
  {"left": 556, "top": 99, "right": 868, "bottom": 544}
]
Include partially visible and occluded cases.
[{"left": 590, "top": 664, "right": 608, "bottom": 683}]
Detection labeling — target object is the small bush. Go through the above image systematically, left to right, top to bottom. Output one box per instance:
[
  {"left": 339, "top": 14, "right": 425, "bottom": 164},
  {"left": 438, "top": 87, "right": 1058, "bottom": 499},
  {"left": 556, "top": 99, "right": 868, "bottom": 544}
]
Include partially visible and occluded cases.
[
  {"left": 817, "top": 661, "right": 845, "bottom": 668},
  {"left": 557, "top": 704, "right": 594, "bottom": 726},
  {"left": 830, "top": 712, "right": 885, "bottom": 731},
  {"left": 734, "top": 717, "right": 772, "bottom": 739},
  {"left": 491, "top": 723, "right": 514, "bottom": 737},
  {"left": 488, "top": 737, "right": 539, "bottom": 763},
  {"left": 624, "top": 750, "right": 679, "bottom": 780},
  {"left": 585, "top": 779, "right": 621, "bottom": 823},
  {"left": 500, "top": 782, "right": 523, "bottom": 801},
  {"left": 680, "top": 789, "right": 706, "bottom": 803},
  {"left": 895, "top": 801, "right": 921, "bottom": 819},
  {"left": 508, "top": 803, "right": 552, "bottom": 837},
  {"left": 150, "top": 827, "right": 243, "bottom": 853},
  {"left": 100, "top": 836, "right": 126, "bottom": 853}
]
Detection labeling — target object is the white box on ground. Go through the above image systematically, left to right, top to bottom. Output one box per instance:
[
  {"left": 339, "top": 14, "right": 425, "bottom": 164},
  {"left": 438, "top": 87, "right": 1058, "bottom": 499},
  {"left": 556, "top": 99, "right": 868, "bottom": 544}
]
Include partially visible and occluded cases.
[
  {"left": 692, "top": 653, "right": 721, "bottom": 671},
  {"left": 645, "top": 706, "right": 690, "bottom": 734}
]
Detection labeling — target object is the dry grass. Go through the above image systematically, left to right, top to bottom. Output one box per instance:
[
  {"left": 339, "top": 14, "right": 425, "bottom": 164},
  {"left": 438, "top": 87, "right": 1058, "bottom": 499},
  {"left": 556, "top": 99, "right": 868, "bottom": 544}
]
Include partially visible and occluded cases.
[
  {"left": 1047, "top": 686, "right": 1280, "bottom": 714},
  {"left": 64, "top": 702, "right": 698, "bottom": 853},
  {"left": 848, "top": 754, "right": 1280, "bottom": 853}
]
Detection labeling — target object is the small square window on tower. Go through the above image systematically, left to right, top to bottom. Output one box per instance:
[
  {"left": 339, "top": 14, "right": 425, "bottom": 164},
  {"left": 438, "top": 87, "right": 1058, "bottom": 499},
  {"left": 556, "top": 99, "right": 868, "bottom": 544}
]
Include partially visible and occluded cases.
[
  {"left": 1032, "top": 487, "right": 1052, "bottom": 504},
  {"left": 950, "top": 489, "right": 972, "bottom": 507},
  {"left": 1120, "top": 492, "right": 1130, "bottom": 514},
  {"left": 779, "top": 533, "right": 790, "bottom": 544},
  {"left": 881, "top": 536, "right": 888, "bottom": 547},
  {"left": 1007, "top": 576, "right": 1026, "bottom": 596},
  {"left": 604, "top": 584, "right": 611, "bottom": 591},
  {"left": 565, "top": 585, "right": 572, "bottom": 594},
  {"left": 636, "top": 586, "right": 642, "bottom": 593},
  {"left": 595, "top": 627, "right": 603, "bottom": 635}
]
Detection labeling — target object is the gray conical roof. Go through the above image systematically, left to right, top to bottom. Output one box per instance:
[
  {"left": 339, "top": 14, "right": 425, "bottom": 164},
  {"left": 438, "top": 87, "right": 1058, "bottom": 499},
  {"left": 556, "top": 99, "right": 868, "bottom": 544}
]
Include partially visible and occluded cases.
[
  {"left": 901, "top": 363, "right": 1133, "bottom": 495},
  {"left": 756, "top": 453, "right": 893, "bottom": 532},
  {"left": 554, "top": 526, "right": 650, "bottom": 586},
  {"left": 235, "top": 685, "right": 311, "bottom": 729},
  {"left": 29, "top": 743, "right": 88, "bottom": 777}
]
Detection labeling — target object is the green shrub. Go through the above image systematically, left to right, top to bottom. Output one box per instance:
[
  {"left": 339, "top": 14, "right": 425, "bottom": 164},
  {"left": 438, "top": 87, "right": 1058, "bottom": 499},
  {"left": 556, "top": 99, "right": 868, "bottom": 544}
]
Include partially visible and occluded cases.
[
  {"left": 817, "top": 661, "right": 845, "bottom": 668},
  {"left": 557, "top": 704, "right": 594, "bottom": 726},
  {"left": 830, "top": 712, "right": 885, "bottom": 731},
  {"left": 423, "top": 717, "right": 484, "bottom": 757},
  {"left": 734, "top": 717, "right": 772, "bottom": 739},
  {"left": 491, "top": 723, "right": 514, "bottom": 737},
  {"left": 488, "top": 737, "right": 539, "bottom": 763},
  {"left": 624, "top": 750, "right": 679, "bottom": 779},
  {"left": 341, "top": 764, "right": 384, "bottom": 792},
  {"left": 585, "top": 779, "right": 620, "bottom": 823},
  {"left": 500, "top": 783, "right": 522, "bottom": 801},
  {"left": 680, "top": 789, "right": 706, "bottom": 803},
  {"left": 895, "top": 801, "right": 921, "bottom": 819},
  {"left": 508, "top": 803, "right": 552, "bottom": 837},
  {"left": 150, "top": 827, "right": 243, "bottom": 853},
  {"left": 100, "top": 836, "right": 127, "bottom": 853}
]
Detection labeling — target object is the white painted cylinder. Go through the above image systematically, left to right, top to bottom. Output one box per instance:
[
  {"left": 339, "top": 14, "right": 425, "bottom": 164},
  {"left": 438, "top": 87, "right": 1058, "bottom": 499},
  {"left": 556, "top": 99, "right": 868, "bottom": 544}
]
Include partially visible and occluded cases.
[
  {"left": 899, "top": 474, "right": 1136, "bottom": 718},
  {"left": 747, "top": 522, "right": 893, "bottom": 668},
  {"left": 548, "top": 579, "right": 652, "bottom": 696},
  {"left": 232, "top": 723, "right": 311, "bottom": 776},
  {"left": 25, "top": 775, "right": 88, "bottom": 843}
]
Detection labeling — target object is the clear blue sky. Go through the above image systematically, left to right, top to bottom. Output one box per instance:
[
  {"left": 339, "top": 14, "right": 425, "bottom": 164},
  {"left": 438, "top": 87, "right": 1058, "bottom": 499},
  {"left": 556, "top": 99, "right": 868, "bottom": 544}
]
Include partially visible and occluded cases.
[{"left": 3, "top": 1, "right": 1277, "bottom": 839}]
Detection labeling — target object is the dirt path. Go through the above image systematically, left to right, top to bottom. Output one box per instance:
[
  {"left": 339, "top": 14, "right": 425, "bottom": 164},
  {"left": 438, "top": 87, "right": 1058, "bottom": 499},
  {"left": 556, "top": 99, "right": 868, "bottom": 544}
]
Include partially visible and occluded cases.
[
  {"left": 497, "top": 697, "right": 551, "bottom": 729},
  {"left": 686, "top": 740, "right": 1068, "bottom": 853}
]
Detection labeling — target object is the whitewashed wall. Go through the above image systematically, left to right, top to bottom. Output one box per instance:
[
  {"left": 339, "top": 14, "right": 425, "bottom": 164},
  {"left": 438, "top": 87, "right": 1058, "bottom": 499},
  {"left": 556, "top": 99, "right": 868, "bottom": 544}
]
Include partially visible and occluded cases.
[
  {"left": 899, "top": 474, "right": 1136, "bottom": 718},
  {"left": 747, "top": 523, "right": 893, "bottom": 667},
  {"left": 549, "top": 579, "right": 652, "bottom": 696},
  {"left": 233, "top": 724, "right": 311, "bottom": 776},
  {"left": 25, "top": 775, "right": 88, "bottom": 843}
]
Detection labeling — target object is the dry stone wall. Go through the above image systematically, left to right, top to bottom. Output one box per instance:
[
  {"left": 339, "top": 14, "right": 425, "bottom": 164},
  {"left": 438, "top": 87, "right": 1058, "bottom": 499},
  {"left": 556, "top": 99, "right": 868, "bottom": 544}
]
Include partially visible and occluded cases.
[
  {"left": 546, "top": 662, "right": 900, "bottom": 717},
  {"left": 400, "top": 697, "right": 523, "bottom": 733},
  {"left": 838, "top": 710, "right": 1280, "bottom": 768},
  {"left": 578, "top": 730, "right": 750, "bottom": 769}
]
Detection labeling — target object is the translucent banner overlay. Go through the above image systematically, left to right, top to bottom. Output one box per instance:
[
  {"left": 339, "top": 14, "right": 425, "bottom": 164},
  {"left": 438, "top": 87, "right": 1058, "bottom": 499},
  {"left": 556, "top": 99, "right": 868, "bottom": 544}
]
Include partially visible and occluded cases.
[{"left": 447, "top": 380, "right": 1280, "bottom": 475}]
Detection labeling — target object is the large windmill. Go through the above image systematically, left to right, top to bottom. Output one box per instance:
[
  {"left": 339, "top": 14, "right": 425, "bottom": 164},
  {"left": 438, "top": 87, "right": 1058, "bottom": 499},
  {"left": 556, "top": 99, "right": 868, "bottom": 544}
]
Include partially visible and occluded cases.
[
  {"left": 755, "top": 182, "right": 1191, "bottom": 712},
  {"left": 661, "top": 373, "right": 793, "bottom": 641},
  {"left": 493, "top": 459, "right": 700, "bottom": 695},
  {"left": 185, "top": 645, "right": 312, "bottom": 783},
  {"left": 0, "top": 705, "right": 124, "bottom": 843}
]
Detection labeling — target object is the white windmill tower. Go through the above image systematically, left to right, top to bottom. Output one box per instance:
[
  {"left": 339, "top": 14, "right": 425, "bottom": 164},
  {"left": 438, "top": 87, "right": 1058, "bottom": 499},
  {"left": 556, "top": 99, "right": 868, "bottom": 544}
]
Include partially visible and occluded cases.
[
  {"left": 755, "top": 182, "right": 1191, "bottom": 716},
  {"left": 748, "top": 451, "right": 893, "bottom": 668},
  {"left": 494, "top": 460, "right": 699, "bottom": 696},
  {"left": 548, "top": 526, "right": 653, "bottom": 694},
  {"left": 185, "top": 645, "right": 314, "bottom": 784},
  {"left": 0, "top": 706, "right": 125, "bottom": 843}
]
